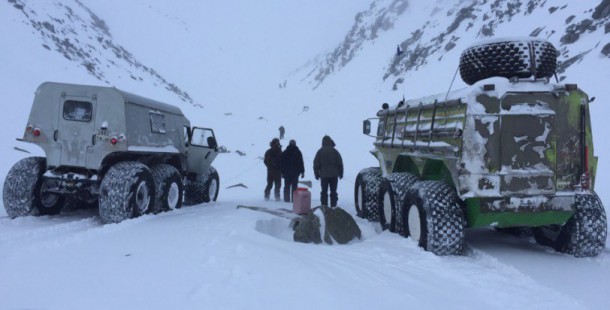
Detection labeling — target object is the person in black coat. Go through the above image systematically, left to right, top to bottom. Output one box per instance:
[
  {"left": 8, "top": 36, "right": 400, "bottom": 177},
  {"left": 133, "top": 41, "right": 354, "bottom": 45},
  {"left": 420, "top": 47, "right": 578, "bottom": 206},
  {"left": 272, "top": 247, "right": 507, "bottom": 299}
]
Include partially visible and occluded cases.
[
  {"left": 313, "top": 135, "right": 343, "bottom": 207},
  {"left": 264, "top": 138, "right": 282, "bottom": 200},
  {"left": 281, "top": 139, "right": 305, "bottom": 202}
]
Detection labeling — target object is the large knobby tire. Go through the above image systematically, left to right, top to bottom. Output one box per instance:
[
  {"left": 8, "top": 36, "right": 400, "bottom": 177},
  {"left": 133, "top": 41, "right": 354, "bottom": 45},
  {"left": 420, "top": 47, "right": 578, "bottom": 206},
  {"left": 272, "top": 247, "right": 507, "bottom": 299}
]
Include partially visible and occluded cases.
[
  {"left": 459, "top": 38, "right": 558, "bottom": 85},
  {"left": 3, "top": 157, "right": 64, "bottom": 218},
  {"left": 99, "top": 162, "right": 156, "bottom": 224},
  {"left": 150, "top": 164, "right": 183, "bottom": 213},
  {"left": 184, "top": 166, "right": 219, "bottom": 205},
  {"left": 202, "top": 166, "right": 219, "bottom": 203},
  {"left": 354, "top": 167, "right": 382, "bottom": 221},
  {"left": 378, "top": 172, "right": 419, "bottom": 233},
  {"left": 36, "top": 177, "right": 65, "bottom": 216},
  {"left": 183, "top": 179, "right": 203, "bottom": 205},
  {"left": 403, "top": 181, "right": 465, "bottom": 255},
  {"left": 533, "top": 194, "right": 607, "bottom": 257}
]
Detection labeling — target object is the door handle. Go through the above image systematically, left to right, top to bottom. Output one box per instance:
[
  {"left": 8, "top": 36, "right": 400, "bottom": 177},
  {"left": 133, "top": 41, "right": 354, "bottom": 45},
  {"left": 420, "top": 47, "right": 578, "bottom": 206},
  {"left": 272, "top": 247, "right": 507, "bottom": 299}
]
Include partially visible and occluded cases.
[{"left": 54, "top": 130, "right": 58, "bottom": 141}]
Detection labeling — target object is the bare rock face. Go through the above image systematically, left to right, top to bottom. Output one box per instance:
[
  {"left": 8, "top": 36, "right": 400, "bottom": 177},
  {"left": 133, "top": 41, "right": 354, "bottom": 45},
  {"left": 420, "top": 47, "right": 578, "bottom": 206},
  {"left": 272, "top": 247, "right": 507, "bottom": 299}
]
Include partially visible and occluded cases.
[
  {"left": 7, "top": 0, "right": 195, "bottom": 106},
  {"left": 602, "top": 43, "right": 610, "bottom": 57},
  {"left": 293, "top": 206, "right": 361, "bottom": 245}
]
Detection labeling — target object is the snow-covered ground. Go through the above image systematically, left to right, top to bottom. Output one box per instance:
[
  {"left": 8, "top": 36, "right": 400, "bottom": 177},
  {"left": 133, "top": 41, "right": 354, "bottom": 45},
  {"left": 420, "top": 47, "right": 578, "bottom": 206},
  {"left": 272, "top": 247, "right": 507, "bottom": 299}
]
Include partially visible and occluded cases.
[
  {"left": 1, "top": 0, "right": 609, "bottom": 309},
  {"left": 1, "top": 202, "right": 608, "bottom": 310}
]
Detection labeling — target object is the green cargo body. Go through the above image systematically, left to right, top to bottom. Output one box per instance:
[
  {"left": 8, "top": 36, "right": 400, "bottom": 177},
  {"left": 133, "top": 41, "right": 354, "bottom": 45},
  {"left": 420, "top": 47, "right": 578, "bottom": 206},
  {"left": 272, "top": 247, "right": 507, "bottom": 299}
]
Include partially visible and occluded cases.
[{"left": 369, "top": 80, "right": 597, "bottom": 228}]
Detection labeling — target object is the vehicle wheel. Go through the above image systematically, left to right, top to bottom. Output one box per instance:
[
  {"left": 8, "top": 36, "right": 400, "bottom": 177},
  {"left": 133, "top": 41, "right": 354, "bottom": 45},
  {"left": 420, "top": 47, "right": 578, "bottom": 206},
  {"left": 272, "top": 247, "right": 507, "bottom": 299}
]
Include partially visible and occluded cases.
[
  {"left": 459, "top": 38, "right": 558, "bottom": 85},
  {"left": 3, "top": 157, "right": 64, "bottom": 218},
  {"left": 99, "top": 162, "right": 155, "bottom": 224},
  {"left": 150, "top": 164, "right": 183, "bottom": 213},
  {"left": 184, "top": 166, "right": 219, "bottom": 205},
  {"left": 202, "top": 166, "right": 219, "bottom": 203},
  {"left": 354, "top": 167, "right": 381, "bottom": 221},
  {"left": 378, "top": 173, "right": 418, "bottom": 233},
  {"left": 37, "top": 178, "right": 64, "bottom": 215},
  {"left": 183, "top": 178, "right": 204, "bottom": 205},
  {"left": 403, "top": 181, "right": 465, "bottom": 255},
  {"left": 532, "top": 194, "right": 607, "bottom": 257},
  {"left": 531, "top": 225, "right": 561, "bottom": 248}
]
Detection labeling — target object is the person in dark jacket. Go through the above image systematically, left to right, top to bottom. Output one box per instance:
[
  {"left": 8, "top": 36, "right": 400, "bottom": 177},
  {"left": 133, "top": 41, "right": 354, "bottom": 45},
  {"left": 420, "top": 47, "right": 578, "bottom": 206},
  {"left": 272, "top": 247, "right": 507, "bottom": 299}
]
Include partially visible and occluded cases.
[
  {"left": 313, "top": 135, "right": 343, "bottom": 207},
  {"left": 264, "top": 138, "right": 282, "bottom": 200},
  {"left": 281, "top": 139, "right": 305, "bottom": 202}
]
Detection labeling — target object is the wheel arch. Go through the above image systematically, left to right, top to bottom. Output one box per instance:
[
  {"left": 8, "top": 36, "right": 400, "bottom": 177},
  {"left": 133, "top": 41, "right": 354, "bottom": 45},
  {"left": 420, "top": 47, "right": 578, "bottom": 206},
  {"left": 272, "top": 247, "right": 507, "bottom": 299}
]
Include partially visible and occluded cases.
[
  {"left": 392, "top": 155, "right": 421, "bottom": 178},
  {"left": 421, "top": 159, "right": 458, "bottom": 189}
]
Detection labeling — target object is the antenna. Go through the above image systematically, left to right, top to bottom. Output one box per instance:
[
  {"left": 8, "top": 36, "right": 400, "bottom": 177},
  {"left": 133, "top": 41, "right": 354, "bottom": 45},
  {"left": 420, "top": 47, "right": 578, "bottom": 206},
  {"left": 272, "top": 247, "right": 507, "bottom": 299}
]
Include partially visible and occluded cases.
[{"left": 444, "top": 64, "right": 460, "bottom": 102}]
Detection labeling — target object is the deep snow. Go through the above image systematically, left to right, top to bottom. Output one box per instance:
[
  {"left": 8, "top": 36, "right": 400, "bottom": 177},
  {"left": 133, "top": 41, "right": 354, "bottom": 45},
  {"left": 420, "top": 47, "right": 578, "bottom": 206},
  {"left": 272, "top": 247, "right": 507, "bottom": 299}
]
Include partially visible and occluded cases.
[{"left": 1, "top": 0, "right": 609, "bottom": 309}]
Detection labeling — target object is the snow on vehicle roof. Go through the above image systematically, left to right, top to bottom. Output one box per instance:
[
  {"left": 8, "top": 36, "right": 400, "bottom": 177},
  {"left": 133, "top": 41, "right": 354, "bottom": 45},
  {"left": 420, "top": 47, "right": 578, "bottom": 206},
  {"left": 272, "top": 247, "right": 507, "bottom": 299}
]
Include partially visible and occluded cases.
[
  {"left": 463, "top": 36, "right": 553, "bottom": 50},
  {"left": 391, "top": 77, "right": 561, "bottom": 113},
  {"left": 36, "top": 81, "right": 184, "bottom": 116},
  {"left": 119, "top": 89, "right": 184, "bottom": 116}
]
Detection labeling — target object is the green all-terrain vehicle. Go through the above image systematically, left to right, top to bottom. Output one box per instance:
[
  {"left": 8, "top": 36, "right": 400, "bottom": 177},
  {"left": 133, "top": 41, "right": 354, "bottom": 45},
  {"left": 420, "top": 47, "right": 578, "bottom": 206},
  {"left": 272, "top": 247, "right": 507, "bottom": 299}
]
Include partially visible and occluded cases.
[{"left": 356, "top": 38, "right": 607, "bottom": 257}]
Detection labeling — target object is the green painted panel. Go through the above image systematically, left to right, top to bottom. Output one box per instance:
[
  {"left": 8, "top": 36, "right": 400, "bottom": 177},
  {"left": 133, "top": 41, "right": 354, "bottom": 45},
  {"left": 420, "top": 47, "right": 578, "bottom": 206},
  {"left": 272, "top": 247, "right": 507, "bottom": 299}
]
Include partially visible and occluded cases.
[{"left": 465, "top": 198, "right": 574, "bottom": 228}]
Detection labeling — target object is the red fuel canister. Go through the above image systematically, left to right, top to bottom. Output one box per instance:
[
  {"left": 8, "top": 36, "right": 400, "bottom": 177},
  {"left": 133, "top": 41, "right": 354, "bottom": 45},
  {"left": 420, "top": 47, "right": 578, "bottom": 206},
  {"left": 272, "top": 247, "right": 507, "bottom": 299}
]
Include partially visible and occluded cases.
[{"left": 293, "top": 187, "right": 311, "bottom": 215}]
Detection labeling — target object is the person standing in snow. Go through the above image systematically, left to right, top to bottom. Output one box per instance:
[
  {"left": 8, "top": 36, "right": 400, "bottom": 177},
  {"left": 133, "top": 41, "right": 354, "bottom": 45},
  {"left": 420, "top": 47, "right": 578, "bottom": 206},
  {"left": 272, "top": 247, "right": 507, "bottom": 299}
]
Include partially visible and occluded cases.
[
  {"left": 279, "top": 126, "right": 285, "bottom": 140},
  {"left": 313, "top": 135, "right": 343, "bottom": 207},
  {"left": 264, "top": 138, "right": 282, "bottom": 200},
  {"left": 281, "top": 139, "right": 305, "bottom": 202}
]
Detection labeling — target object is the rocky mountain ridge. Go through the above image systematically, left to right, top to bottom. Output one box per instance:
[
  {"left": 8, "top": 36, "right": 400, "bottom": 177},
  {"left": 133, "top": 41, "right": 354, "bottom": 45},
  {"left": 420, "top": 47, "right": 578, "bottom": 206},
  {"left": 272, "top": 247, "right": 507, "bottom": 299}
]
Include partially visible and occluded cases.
[
  {"left": 6, "top": 0, "right": 196, "bottom": 106},
  {"left": 303, "top": 0, "right": 610, "bottom": 91}
]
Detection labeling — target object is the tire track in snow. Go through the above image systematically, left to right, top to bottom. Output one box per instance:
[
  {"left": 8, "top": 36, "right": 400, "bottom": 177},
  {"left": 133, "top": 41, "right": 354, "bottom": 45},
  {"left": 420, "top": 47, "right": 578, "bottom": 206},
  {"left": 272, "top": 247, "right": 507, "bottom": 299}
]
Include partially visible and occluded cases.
[
  {"left": 0, "top": 201, "right": 219, "bottom": 262},
  {"left": 0, "top": 210, "right": 162, "bottom": 261},
  {"left": 0, "top": 211, "right": 100, "bottom": 259},
  {"left": 248, "top": 214, "right": 588, "bottom": 310},
  {"left": 466, "top": 228, "right": 610, "bottom": 309}
]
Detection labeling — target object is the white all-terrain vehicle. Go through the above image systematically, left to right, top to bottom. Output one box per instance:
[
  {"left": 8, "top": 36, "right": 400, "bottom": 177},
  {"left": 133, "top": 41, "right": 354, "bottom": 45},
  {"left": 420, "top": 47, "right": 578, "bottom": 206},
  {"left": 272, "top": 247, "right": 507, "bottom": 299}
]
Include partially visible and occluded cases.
[{"left": 4, "top": 82, "right": 220, "bottom": 223}]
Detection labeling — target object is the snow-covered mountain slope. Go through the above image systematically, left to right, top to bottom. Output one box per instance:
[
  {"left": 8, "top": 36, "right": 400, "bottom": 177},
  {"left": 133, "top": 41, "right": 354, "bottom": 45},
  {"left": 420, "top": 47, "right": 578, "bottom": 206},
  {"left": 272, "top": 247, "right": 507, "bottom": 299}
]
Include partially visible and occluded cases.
[
  {"left": 1, "top": 0, "right": 609, "bottom": 309},
  {"left": 6, "top": 0, "right": 194, "bottom": 104},
  {"left": 304, "top": 0, "right": 610, "bottom": 90}
]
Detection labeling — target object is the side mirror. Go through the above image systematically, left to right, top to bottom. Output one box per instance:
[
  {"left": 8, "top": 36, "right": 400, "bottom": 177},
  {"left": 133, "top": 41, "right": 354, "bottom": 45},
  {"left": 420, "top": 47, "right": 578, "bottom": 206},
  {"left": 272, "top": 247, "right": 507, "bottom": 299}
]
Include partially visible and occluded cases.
[
  {"left": 590, "top": 96, "right": 596, "bottom": 103},
  {"left": 363, "top": 120, "right": 371, "bottom": 135}
]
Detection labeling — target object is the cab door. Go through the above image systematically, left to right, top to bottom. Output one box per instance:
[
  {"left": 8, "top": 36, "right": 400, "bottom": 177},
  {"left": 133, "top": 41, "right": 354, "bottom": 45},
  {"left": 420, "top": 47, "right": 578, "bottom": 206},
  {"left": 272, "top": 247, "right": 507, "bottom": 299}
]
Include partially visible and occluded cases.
[
  {"left": 56, "top": 96, "right": 96, "bottom": 167},
  {"left": 186, "top": 127, "right": 218, "bottom": 174}
]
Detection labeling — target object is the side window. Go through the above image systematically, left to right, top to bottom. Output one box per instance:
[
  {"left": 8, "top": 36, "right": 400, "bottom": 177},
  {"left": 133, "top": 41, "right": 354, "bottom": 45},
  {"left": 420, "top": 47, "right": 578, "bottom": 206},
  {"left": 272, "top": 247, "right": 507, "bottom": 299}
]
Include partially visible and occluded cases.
[
  {"left": 63, "top": 100, "right": 92, "bottom": 122},
  {"left": 150, "top": 112, "right": 166, "bottom": 134},
  {"left": 385, "top": 118, "right": 394, "bottom": 140},
  {"left": 377, "top": 120, "right": 385, "bottom": 137},
  {"left": 394, "top": 120, "right": 405, "bottom": 140},
  {"left": 184, "top": 126, "right": 191, "bottom": 146},
  {"left": 191, "top": 128, "right": 216, "bottom": 148}
]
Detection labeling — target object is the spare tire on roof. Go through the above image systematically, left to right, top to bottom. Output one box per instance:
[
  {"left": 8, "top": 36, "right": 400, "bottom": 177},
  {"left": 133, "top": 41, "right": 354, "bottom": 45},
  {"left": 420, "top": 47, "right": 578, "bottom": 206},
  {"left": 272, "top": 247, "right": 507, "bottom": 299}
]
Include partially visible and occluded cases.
[{"left": 459, "top": 38, "right": 558, "bottom": 85}]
